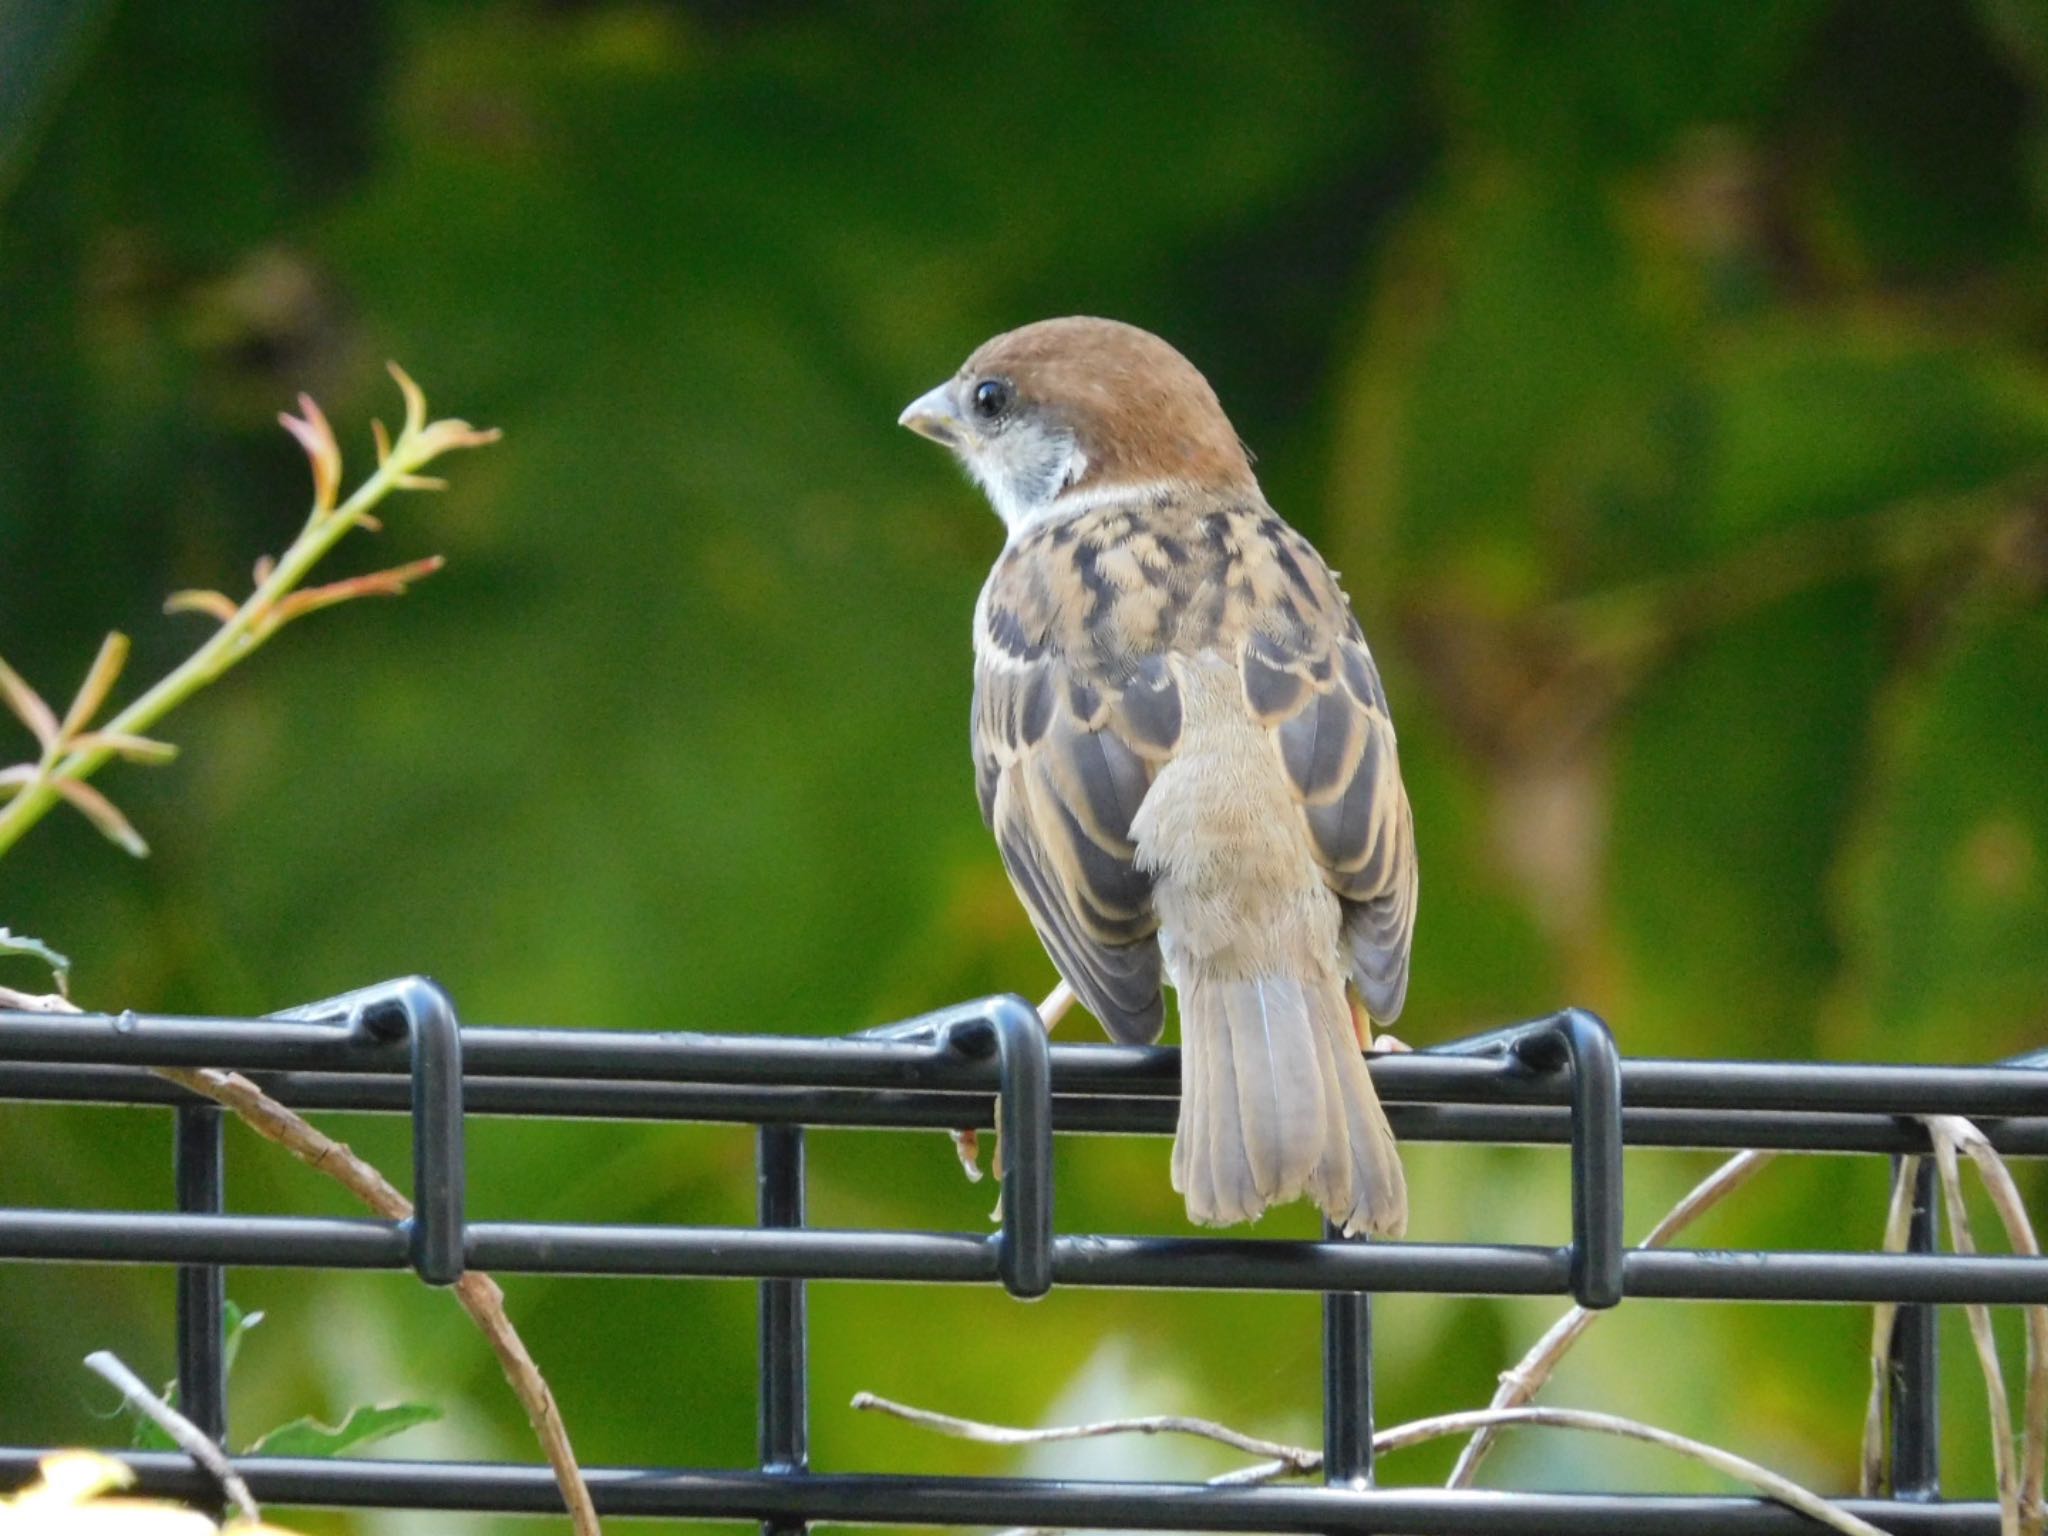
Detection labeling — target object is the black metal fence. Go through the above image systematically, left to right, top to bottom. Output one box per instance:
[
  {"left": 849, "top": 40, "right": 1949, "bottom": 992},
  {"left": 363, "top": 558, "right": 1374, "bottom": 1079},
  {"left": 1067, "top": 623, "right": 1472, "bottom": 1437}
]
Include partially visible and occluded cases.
[{"left": 1, "top": 976, "right": 2044, "bottom": 1533}]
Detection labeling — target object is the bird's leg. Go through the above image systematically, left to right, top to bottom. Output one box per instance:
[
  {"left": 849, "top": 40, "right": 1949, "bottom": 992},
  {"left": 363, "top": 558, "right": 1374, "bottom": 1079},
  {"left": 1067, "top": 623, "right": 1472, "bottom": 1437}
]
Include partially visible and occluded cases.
[
  {"left": 951, "top": 978, "right": 1074, "bottom": 1184},
  {"left": 1037, "top": 978, "right": 1076, "bottom": 1032},
  {"left": 1348, "top": 988, "right": 1412, "bottom": 1054},
  {"left": 949, "top": 1128, "right": 985, "bottom": 1182}
]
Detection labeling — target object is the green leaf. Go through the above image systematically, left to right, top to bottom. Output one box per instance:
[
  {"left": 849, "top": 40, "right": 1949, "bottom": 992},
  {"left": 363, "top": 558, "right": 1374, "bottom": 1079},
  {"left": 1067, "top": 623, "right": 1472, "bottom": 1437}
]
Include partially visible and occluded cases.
[
  {"left": 0, "top": 928, "right": 69, "bottom": 990},
  {"left": 119, "top": 1301, "right": 262, "bottom": 1450},
  {"left": 244, "top": 1402, "right": 441, "bottom": 1459}
]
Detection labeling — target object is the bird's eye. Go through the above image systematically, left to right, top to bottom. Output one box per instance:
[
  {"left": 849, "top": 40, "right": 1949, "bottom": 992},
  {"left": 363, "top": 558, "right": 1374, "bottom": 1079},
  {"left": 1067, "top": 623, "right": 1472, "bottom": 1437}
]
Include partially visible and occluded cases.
[{"left": 972, "top": 378, "right": 1012, "bottom": 420}]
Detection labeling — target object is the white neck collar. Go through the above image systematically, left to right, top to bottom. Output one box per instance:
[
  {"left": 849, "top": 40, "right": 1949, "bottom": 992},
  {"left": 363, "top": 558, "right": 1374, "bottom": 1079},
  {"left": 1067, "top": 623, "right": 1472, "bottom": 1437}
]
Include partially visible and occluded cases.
[{"left": 1003, "top": 478, "right": 1179, "bottom": 544}]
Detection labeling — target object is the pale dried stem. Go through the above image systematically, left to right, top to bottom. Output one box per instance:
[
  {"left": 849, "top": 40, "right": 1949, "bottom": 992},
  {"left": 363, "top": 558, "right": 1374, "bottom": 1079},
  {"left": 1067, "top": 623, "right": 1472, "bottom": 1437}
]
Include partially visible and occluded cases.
[
  {"left": 0, "top": 985, "right": 598, "bottom": 1536},
  {"left": 1927, "top": 1115, "right": 2047, "bottom": 1536},
  {"left": 1929, "top": 1118, "right": 2021, "bottom": 1536},
  {"left": 1946, "top": 1124, "right": 2047, "bottom": 1536},
  {"left": 1446, "top": 1148, "right": 1778, "bottom": 1489},
  {"left": 1860, "top": 1155, "right": 1923, "bottom": 1497},
  {"left": 84, "top": 1349, "right": 260, "bottom": 1524},
  {"left": 851, "top": 1392, "right": 1318, "bottom": 1472},
  {"left": 863, "top": 1392, "right": 1885, "bottom": 1536},
  {"left": 1387, "top": 1407, "right": 1889, "bottom": 1536}
]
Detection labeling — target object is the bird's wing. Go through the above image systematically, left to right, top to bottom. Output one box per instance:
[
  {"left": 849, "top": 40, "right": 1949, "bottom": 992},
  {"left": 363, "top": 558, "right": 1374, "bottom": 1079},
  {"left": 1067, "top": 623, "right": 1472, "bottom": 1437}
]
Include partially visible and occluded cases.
[
  {"left": 1231, "top": 527, "right": 1418, "bottom": 1023},
  {"left": 973, "top": 558, "right": 1177, "bottom": 1044}
]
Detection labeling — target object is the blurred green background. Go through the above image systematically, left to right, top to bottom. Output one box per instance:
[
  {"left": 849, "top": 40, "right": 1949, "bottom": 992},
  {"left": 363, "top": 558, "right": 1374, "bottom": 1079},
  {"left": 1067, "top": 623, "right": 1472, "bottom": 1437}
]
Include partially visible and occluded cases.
[{"left": 3, "top": 1, "right": 2047, "bottom": 1531}]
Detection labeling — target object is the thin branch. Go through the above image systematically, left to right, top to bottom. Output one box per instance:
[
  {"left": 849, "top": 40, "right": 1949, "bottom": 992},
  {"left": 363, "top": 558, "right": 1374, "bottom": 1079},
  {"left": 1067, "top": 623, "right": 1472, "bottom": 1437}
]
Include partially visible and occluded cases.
[
  {"left": 0, "top": 367, "right": 494, "bottom": 863},
  {"left": 1, "top": 985, "right": 598, "bottom": 1536},
  {"left": 156, "top": 1062, "right": 598, "bottom": 1536},
  {"left": 1447, "top": 1148, "right": 1778, "bottom": 1488},
  {"left": 1861, "top": 1156, "right": 1924, "bottom": 1497},
  {"left": 83, "top": 1349, "right": 259, "bottom": 1525},
  {"left": 851, "top": 1392, "right": 1318, "bottom": 1472},
  {"left": 858, "top": 1392, "right": 1884, "bottom": 1536},
  {"left": 1385, "top": 1407, "right": 1888, "bottom": 1536}
]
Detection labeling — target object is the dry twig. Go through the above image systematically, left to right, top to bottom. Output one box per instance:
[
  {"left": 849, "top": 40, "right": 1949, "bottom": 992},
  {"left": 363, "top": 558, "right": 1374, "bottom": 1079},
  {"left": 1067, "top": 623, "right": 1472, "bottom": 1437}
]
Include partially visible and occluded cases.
[
  {"left": 0, "top": 984, "right": 599, "bottom": 1536},
  {"left": 1925, "top": 1115, "right": 2046, "bottom": 1536},
  {"left": 1930, "top": 1120, "right": 2021, "bottom": 1536},
  {"left": 1939, "top": 1121, "right": 2048, "bottom": 1536},
  {"left": 1447, "top": 1148, "right": 1778, "bottom": 1488},
  {"left": 1859, "top": 1155, "right": 1924, "bottom": 1497},
  {"left": 84, "top": 1350, "right": 259, "bottom": 1525},
  {"left": 851, "top": 1392, "right": 1318, "bottom": 1473},
  {"left": 857, "top": 1392, "right": 1889, "bottom": 1536},
  {"left": 1388, "top": 1407, "right": 1887, "bottom": 1536}
]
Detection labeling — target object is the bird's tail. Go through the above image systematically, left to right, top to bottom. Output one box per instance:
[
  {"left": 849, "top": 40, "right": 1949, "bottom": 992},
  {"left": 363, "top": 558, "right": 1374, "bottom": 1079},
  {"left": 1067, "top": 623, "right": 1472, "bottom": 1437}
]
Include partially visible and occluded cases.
[{"left": 1170, "top": 970, "right": 1407, "bottom": 1238}]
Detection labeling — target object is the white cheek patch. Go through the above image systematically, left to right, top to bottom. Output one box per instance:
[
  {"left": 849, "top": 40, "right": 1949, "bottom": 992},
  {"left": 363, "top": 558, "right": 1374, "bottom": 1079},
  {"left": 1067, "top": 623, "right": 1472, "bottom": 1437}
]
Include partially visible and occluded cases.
[
  {"left": 960, "top": 423, "right": 1176, "bottom": 541},
  {"left": 974, "top": 426, "right": 1091, "bottom": 538}
]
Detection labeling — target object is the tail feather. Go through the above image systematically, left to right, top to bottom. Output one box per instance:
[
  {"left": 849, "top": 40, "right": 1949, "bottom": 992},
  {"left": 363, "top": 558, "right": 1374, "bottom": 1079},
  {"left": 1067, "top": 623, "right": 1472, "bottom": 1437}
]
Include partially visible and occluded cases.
[
  {"left": 1174, "top": 970, "right": 1406, "bottom": 1238},
  {"left": 1229, "top": 976, "right": 1326, "bottom": 1200},
  {"left": 1173, "top": 979, "right": 1262, "bottom": 1224},
  {"left": 1305, "top": 996, "right": 1355, "bottom": 1222},
  {"left": 1321, "top": 1005, "right": 1406, "bottom": 1237}
]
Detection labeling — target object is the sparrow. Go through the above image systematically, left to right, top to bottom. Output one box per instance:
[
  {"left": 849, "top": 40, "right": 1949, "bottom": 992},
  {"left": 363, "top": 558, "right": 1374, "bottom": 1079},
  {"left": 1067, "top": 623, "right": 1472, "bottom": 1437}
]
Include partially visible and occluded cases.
[{"left": 899, "top": 317, "right": 1417, "bottom": 1238}]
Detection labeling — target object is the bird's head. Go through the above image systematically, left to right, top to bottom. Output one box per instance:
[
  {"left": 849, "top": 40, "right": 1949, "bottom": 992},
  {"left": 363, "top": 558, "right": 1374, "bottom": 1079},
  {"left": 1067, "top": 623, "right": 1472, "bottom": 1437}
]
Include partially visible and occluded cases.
[{"left": 899, "top": 316, "right": 1256, "bottom": 536}]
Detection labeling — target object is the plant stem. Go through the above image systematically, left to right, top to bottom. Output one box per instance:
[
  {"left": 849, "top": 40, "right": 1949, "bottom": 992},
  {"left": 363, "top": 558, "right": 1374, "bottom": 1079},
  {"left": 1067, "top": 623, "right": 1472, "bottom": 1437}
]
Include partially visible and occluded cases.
[{"left": 0, "top": 419, "right": 444, "bottom": 862}]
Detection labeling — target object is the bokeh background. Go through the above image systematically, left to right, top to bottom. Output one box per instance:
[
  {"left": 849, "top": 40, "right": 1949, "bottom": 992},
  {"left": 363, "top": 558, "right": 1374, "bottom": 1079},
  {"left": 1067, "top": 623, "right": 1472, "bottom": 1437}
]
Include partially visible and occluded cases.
[{"left": 3, "top": 2, "right": 2047, "bottom": 1531}]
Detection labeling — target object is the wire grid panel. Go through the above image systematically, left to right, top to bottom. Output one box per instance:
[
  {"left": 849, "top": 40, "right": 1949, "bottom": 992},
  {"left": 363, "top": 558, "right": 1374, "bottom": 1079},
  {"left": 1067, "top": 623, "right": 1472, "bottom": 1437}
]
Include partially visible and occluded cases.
[{"left": 1, "top": 976, "right": 2045, "bottom": 1534}]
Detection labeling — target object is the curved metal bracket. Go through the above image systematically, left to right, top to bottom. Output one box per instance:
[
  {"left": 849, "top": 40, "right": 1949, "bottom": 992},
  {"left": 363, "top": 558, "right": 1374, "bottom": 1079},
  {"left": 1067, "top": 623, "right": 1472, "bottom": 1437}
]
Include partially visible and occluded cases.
[
  {"left": 272, "top": 976, "right": 466, "bottom": 1285},
  {"left": 857, "top": 994, "right": 1052, "bottom": 1299},
  {"left": 1438, "top": 1007, "right": 1623, "bottom": 1308},
  {"left": 1515, "top": 1009, "right": 1624, "bottom": 1308}
]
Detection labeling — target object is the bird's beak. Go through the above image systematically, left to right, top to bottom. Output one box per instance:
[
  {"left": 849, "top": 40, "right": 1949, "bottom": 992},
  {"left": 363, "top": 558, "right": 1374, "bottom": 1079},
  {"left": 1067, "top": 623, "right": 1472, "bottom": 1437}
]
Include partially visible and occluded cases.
[{"left": 898, "top": 381, "right": 967, "bottom": 450}]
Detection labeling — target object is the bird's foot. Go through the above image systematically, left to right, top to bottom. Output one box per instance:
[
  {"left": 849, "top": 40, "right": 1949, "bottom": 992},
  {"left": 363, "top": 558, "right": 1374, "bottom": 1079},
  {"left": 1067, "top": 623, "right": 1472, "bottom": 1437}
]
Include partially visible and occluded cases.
[{"left": 949, "top": 1127, "right": 984, "bottom": 1183}]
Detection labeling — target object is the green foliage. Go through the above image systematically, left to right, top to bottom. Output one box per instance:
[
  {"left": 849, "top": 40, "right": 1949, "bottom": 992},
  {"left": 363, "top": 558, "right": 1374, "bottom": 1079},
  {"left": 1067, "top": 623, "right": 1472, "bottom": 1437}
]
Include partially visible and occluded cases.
[
  {"left": 0, "top": 0, "right": 2043, "bottom": 1523},
  {"left": 0, "top": 926, "right": 69, "bottom": 991},
  {"left": 122, "top": 1301, "right": 437, "bottom": 1460},
  {"left": 241, "top": 1403, "right": 442, "bottom": 1461}
]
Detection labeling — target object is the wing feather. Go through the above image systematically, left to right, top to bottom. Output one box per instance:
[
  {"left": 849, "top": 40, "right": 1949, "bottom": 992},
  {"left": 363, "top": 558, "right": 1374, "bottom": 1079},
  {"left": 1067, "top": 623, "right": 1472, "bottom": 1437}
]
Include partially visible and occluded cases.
[
  {"left": 974, "top": 589, "right": 1171, "bottom": 1042},
  {"left": 1240, "top": 621, "right": 1417, "bottom": 1023}
]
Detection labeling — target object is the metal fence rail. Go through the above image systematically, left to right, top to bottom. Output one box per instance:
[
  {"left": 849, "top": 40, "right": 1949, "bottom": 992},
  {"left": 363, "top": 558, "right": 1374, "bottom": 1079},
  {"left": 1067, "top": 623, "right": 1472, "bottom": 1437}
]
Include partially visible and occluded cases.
[{"left": 1, "top": 975, "right": 2043, "bottom": 1534}]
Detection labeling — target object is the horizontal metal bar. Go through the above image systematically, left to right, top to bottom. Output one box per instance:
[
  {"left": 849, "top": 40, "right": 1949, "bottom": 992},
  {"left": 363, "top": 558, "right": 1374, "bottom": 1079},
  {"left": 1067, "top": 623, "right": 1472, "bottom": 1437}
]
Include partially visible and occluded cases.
[
  {"left": 5, "top": 1006, "right": 2042, "bottom": 1119},
  {"left": 1042, "top": 1044, "right": 2048, "bottom": 1118},
  {"left": 7, "top": 1065, "right": 2048, "bottom": 1157},
  {"left": 0, "top": 1212, "right": 409, "bottom": 1267},
  {"left": 4, "top": 1212, "right": 2042, "bottom": 1303},
  {"left": 0, "top": 1452, "right": 2008, "bottom": 1533}
]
